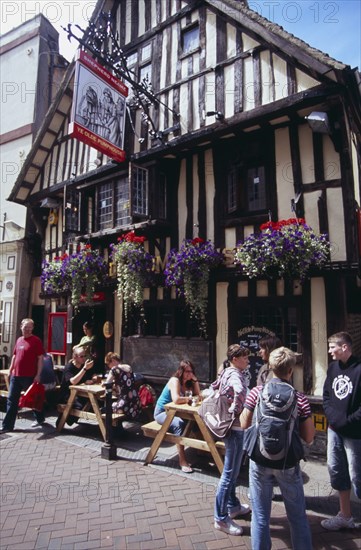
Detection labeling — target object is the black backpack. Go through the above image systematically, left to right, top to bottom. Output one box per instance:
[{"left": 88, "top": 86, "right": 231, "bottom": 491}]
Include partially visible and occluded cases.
[{"left": 243, "top": 379, "right": 305, "bottom": 469}]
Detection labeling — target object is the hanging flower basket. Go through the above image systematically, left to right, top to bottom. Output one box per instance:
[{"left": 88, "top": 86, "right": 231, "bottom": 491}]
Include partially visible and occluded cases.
[
  {"left": 234, "top": 218, "right": 330, "bottom": 281},
  {"left": 110, "top": 231, "right": 154, "bottom": 320},
  {"left": 164, "top": 238, "right": 223, "bottom": 337},
  {"left": 41, "top": 245, "right": 108, "bottom": 311},
  {"left": 41, "top": 255, "right": 70, "bottom": 296}
]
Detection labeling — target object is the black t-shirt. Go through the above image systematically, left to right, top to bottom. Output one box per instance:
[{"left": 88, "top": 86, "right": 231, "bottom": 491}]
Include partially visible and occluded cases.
[{"left": 58, "top": 361, "right": 94, "bottom": 403}]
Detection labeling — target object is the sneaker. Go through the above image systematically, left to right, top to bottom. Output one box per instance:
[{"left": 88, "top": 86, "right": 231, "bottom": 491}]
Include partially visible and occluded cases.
[
  {"left": 31, "top": 420, "right": 45, "bottom": 428},
  {"left": 229, "top": 504, "right": 251, "bottom": 518},
  {"left": 321, "top": 512, "right": 355, "bottom": 531},
  {"left": 214, "top": 518, "right": 243, "bottom": 536}
]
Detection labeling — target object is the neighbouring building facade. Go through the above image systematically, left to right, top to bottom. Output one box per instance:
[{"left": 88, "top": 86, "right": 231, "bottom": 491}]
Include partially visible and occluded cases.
[
  {"left": 8, "top": 1, "right": 361, "bottom": 403},
  {"left": 0, "top": 14, "right": 68, "bottom": 364}
]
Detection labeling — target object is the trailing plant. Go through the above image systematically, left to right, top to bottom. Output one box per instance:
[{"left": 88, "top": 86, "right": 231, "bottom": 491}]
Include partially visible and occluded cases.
[
  {"left": 110, "top": 231, "right": 154, "bottom": 320},
  {"left": 164, "top": 238, "right": 223, "bottom": 337},
  {"left": 41, "top": 245, "right": 108, "bottom": 311}
]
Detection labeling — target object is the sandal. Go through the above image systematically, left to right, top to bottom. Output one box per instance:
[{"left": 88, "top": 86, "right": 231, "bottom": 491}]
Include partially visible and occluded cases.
[{"left": 181, "top": 465, "right": 193, "bottom": 473}]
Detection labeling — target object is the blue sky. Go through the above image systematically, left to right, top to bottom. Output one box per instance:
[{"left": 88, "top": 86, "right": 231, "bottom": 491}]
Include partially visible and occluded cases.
[
  {"left": 251, "top": 0, "right": 360, "bottom": 69},
  {"left": 1, "top": 1, "right": 360, "bottom": 69}
]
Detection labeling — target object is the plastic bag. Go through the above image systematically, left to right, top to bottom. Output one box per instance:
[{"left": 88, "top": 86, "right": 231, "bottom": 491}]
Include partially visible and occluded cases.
[
  {"left": 19, "top": 381, "right": 45, "bottom": 411},
  {"left": 138, "top": 384, "right": 156, "bottom": 407}
]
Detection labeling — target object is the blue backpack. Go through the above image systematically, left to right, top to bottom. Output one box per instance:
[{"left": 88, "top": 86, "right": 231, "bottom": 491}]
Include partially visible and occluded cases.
[{"left": 244, "top": 379, "right": 305, "bottom": 469}]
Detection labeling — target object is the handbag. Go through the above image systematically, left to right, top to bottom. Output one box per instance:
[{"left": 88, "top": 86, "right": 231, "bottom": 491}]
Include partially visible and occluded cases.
[
  {"left": 19, "top": 381, "right": 45, "bottom": 411},
  {"left": 198, "top": 388, "right": 235, "bottom": 439}
]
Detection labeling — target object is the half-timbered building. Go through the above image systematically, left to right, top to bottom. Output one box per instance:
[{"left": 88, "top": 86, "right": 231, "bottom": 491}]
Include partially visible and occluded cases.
[{"left": 8, "top": 0, "right": 361, "bottom": 400}]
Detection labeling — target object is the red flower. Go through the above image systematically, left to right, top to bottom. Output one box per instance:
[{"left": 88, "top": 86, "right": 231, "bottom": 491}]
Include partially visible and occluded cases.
[
  {"left": 259, "top": 218, "right": 306, "bottom": 231},
  {"left": 117, "top": 231, "right": 147, "bottom": 244},
  {"left": 191, "top": 237, "right": 205, "bottom": 245}
]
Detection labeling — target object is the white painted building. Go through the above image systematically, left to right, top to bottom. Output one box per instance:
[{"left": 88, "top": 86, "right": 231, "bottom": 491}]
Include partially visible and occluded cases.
[{"left": 0, "top": 14, "right": 68, "bottom": 364}]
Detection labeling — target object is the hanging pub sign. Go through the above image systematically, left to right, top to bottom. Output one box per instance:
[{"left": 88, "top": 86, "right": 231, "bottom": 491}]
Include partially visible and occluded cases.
[{"left": 69, "top": 50, "right": 128, "bottom": 163}]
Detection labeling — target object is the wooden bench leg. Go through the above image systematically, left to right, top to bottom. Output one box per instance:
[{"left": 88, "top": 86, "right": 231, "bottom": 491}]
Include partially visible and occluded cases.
[
  {"left": 56, "top": 389, "right": 77, "bottom": 432},
  {"left": 144, "top": 410, "right": 176, "bottom": 465}
]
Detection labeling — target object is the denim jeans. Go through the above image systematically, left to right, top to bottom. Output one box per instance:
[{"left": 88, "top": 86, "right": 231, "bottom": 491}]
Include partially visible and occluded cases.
[
  {"left": 2, "top": 376, "right": 45, "bottom": 430},
  {"left": 154, "top": 408, "right": 185, "bottom": 435},
  {"left": 214, "top": 428, "right": 244, "bottom": 521},
  {"left": 327, "top": 428, "right": 361, "bottom": 498},
  {"left": 249, "top": 460, "right": 312, "bottom": 550}
]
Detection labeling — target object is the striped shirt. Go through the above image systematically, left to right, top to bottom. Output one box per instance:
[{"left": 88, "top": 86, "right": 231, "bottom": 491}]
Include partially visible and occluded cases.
[{"left": 244, "top": 384, "right": 312, "bottom": 420}]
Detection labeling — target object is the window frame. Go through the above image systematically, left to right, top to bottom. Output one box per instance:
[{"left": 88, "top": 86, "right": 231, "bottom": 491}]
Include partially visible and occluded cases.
[{"left": 181, "top": 23, "right": 200, "bottom": 56}]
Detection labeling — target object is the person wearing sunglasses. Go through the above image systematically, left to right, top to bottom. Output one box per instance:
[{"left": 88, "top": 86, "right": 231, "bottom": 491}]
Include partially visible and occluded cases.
[
  {"left": 56, "top": 346, "right": 94, "bottom": 427},
  {"left": 154, "top": 360, "right": 200, "bottom": 473}
]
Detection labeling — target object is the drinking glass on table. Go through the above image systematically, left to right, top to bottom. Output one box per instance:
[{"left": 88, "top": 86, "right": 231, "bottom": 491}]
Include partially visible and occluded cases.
[{"left": 185, "top": 390, "right": 193, "bottom": 403}]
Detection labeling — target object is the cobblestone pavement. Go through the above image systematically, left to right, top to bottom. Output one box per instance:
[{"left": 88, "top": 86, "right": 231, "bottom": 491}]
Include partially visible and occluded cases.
[{"left": 0, "top": 412, "right": 360, "bottom": 550}]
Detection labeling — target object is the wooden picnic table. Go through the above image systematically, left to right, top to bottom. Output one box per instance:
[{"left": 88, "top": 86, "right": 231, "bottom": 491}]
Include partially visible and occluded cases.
[
  {"left": 56, "top": 383, "right": 125, "bottom": 441},
  {"left": 142, "top": 401, "right": 225, "bottom": 474}
]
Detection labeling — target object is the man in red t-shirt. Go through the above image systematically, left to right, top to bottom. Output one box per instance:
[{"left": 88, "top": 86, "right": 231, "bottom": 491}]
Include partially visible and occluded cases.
[{"left": 1, "top": 318, "right": 44, "bottom": 432}]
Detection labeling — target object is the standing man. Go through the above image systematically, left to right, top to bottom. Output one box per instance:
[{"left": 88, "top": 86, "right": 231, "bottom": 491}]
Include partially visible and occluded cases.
[
  {"left": 1, "top": 318, "right": 45, "bottom": 432},
  {"left": 322, "top": 331, "right": 361, "bottom": 531}
]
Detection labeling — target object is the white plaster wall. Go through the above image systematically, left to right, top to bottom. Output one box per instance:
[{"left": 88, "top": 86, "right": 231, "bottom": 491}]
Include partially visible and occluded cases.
[
  {"left": 138, "top": 0, "right": 145, "bottom": 36},
  {"left": 206, "top": 10, "right": 217, "bottom": 68},
  {"left": 226, "top": 23, "right": 237, "bottom": 58},
  {"left": 171, "top": 24, "right": 178, "bottom": 85},
  {"left": 1, "top": 36, "right": 39, "bottom": 134},
  {"left": 260, "top": 50, "right": 272, "bottom": 105},
  {"left": 272, "top": 54, "right": 288, "bottom": 102},
  {"left": 243, "top": 56, "right": 255, "bottom": 111},
  {"left": 224, "top": 65, "right": 235, "bottom": 119},
  {"left": 295, "top": 69, "right": 320, "bottom": 92},
  {"left": 204, "top": 73, "right": 216, "bottom": 126},
  {"left": 192, "top": 78, "right": 200, "bottom": 129},
  {"left": 179, "top": 83, "right": 188, "bottom": 133},
  {"left": 299, "top": 124, "right": 315, "bottom": 184},
  {"left": 275, "top": 127, "right": 294, "bottom": 220},
  {"left": 323, "top": 135, "right": 341, "bottom": 181},
  {"left": 0, "top": 137, "right": 31, "bottom": 230},
  {"left": 205, "top": 149, "right": 215, "bottom": 242},
  {"left": 192, "top": 155, "right": 199, "bottom": 235},
  {"left": 178, "top": 159, "right": 187, "bottom": 244},
  {"left": 327, "top": 188, "right": 347, "bottom": 261},
  {"left": 303, "top": 192, "right": 321, "bottom": 231},
  {"left": 225, "top": 227, "right": 236, "bottom": 249},
  {"left": 311, "top": 278, "right": 328, "bottom": 395},
  {"left": 216, "top": 282, "right": 229, "bottom": 371},
  {"left": 114, "top": 294, "right": 122, "bottom": 355}
]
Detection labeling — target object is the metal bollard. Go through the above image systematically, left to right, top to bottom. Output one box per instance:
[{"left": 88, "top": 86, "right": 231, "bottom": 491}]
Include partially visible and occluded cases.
[{"left": 101, "top": 381, "right": 117, "bottom": 460}]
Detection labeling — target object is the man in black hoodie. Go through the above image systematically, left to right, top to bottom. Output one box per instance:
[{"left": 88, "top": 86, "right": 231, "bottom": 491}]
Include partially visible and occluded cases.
[{"left": 322, "top": 332, "right": 361, "bottom": 531}]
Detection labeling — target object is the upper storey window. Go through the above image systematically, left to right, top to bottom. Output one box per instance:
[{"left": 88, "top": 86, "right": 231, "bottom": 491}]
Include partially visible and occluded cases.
[
  {"left": 182, "top": 24, "right": 199, "bottom": 54},
  {"left": 224, "top": 132, "right": 273, "bottom": 218},
  {"left": 67, "top": 163, "right": 169, "bottom": 236}
]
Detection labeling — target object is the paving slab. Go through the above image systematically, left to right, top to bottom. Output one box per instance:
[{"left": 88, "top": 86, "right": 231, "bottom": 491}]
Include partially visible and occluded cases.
[{"left": 0, "top": 411, "right": 360, "bottom": 549}]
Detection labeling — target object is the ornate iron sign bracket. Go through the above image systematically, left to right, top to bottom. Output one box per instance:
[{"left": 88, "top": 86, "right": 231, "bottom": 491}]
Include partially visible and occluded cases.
[{"left": 62, "top": 11, "right": 180, "bottom": 143}]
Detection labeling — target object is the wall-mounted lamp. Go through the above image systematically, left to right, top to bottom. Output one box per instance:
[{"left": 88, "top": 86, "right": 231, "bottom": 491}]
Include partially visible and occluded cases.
[
  {"left": 206, "top": 111, "right": 224, "bottom": 121},
  {"left": 305, "top": 111, "right": 331, "bottom": 135},
  {"left": 40, "top": 198, "right": 61, "bottom": 209}
]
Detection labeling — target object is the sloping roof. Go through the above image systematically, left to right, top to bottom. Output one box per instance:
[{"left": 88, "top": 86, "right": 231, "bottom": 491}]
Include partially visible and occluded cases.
[
  {"left": 8, "top": 0, "right": 357, "bottom": 205},
  {"left": 211, "top": 0, "right": 349, "bottom": 74}
]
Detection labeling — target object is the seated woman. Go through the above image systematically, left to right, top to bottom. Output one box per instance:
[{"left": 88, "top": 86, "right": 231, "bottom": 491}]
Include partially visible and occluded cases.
[
  {"left": 104, "top": 352, "right": 141, "bottom": 420},
  {"left": 154, "top": 360, "right": 200, "bottom": 473}
]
